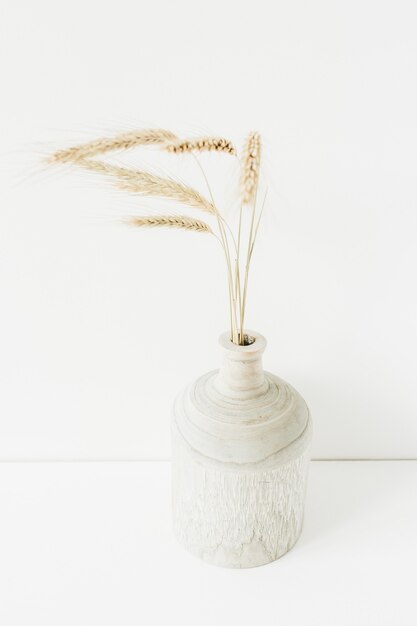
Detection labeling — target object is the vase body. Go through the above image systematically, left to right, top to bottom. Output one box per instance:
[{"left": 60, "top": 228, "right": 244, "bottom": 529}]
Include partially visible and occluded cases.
[{"left": 171, "top": 330, "right": 312, "bottom": 568}]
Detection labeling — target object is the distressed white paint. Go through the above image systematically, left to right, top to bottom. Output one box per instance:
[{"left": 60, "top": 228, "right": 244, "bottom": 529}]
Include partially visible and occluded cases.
[{"left": 172, "top": 331, "right": 312, "bottom": 568}]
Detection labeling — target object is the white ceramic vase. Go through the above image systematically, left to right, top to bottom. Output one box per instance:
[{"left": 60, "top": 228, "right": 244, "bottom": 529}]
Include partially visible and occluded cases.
[{"left": 171, "top": 330, "right": 312, "bottom": 568}]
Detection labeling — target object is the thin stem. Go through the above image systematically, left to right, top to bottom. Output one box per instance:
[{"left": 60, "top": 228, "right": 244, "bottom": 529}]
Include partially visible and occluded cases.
[
  {"left": 191, "top": 153, "right": 238, "bottom": 341},
  {"left": 191, "top": 154, "right": 238, "bottom": 254},
  {"left": 241, "top": 184, "right": 259, "bottom": 336},
  {"left": 249, "top": 189, "right": 268, "bottom": 260},
  {"left": 236, "top": 202, "right": 244, "bottom": 342},
  {"left": 236, "top": 204, "right": 243, "bottom": 261},
  {"left": 213, "top": 229, "right": 236, "bottom": 340},
  {"left": 235, "top": 258, "right": 243, "bottom": 344}
]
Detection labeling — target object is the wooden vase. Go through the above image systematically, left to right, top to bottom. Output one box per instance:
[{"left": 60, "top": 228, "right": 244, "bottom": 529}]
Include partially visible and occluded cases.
[{"left": 172, "top": 330, "right": 312, "bottom": 568}]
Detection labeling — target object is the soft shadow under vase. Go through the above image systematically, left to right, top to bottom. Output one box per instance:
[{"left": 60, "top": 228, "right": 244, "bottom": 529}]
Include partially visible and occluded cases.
[{"left": 171, "top": 330, "right": 312, "bottom": 568}]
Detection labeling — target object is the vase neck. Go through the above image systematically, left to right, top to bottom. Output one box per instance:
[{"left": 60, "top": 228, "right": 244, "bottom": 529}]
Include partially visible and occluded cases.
[{"left": 213, "top": 331, "right": 268, "bottom": 399}]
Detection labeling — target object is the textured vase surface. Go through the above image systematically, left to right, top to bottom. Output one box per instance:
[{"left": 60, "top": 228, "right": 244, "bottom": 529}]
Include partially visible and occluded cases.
[{"left": 171, "top": 330, "right": 312, "bottom": 568}]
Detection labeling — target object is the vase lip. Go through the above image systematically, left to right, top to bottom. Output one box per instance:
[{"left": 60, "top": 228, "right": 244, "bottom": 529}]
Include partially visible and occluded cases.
[{"left": 218, "top": 330, "right": 267, "bottom": 354}]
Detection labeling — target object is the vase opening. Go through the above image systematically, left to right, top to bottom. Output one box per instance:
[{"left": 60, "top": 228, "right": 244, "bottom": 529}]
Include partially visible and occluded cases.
[{"left": 231, "top": 334, "right": 256, "bottom": 347}]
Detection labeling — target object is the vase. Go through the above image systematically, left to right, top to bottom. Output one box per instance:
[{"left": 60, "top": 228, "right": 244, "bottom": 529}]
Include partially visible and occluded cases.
[{"left": 171, "top": 330, "right": 312, "bottom": 568}]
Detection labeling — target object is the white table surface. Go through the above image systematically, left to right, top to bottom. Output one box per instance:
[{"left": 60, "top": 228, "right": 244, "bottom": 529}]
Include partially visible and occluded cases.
[{"left": 0, "top": 460, "right": 416, "bottom": 625}]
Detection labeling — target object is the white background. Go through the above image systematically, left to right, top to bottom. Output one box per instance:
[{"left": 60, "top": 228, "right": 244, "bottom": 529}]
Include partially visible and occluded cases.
[{"left": 1, "top": 0, "right": 417, "bottom": 461}]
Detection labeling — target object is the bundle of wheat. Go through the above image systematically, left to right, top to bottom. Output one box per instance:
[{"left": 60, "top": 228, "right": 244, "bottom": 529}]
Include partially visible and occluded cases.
[{"left": 50, "top": 127, "right": 264, "bottom": 345}]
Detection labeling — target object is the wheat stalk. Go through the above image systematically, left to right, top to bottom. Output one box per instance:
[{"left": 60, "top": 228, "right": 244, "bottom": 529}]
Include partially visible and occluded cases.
[
  {"left": 50, "top": 128, "right": 177, "bottom": 163},
  {"left": 240, "top": 131, "right": 261, "bottom": 205},
  {"left": 237, "top": 132, "right": 263, "bottom": 343},
  {"left": 166, "top": 137, "right": 236, "bottom": 155},
  {"left": 76, "top": 159, "right": 216, "bottom": 215},
  {"left": 127, "top": 215, "right": 212, "bottom": 233}
]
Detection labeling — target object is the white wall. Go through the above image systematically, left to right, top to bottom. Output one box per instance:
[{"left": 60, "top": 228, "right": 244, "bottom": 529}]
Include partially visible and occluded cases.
[{"left": 1, "top": 0, "right": 417, "bottom": 460}]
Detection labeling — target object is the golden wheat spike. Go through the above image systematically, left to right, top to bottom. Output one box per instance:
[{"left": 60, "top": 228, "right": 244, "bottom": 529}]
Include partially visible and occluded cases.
[
  {"left": 50, "top": 128, "right": 177, "bottom": 163},
  {"left": 240, "top": 131, "right": 261, "bottom": 204},
  {"left": 166, "top": 137, "right": 236, "bottom": 155},
  {"left": 76, "top": 159, "right": 216, "bottom": 215},
  {"left": 127, "top": 215, "right": 212, "bottom": 233}
]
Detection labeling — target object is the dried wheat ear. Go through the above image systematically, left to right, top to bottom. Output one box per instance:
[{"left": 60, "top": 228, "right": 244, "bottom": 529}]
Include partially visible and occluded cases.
[
  {"left": 50, "top": 128, "right": 177, "bottom": 162},
  {"left": 240, "top": 131, "right": 261, "bottom": 204},
  {"left": 166, "top": 137, "right": 235, "bottom": 155},
  {"left": 74, "top": 159, "right": 216, "bottom": 215},
  {"left": 127, "top": 215, "right": 212, "bottom": 233}
]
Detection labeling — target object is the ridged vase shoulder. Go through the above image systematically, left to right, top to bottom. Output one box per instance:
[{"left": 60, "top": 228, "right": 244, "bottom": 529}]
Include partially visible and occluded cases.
[{"left": 171, "top": 330, "right": 312, "bottom": 568}]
